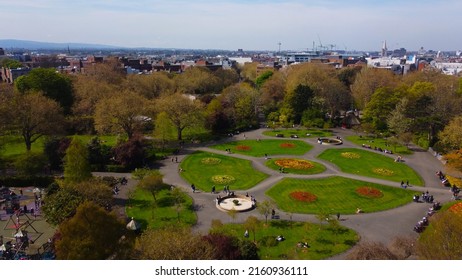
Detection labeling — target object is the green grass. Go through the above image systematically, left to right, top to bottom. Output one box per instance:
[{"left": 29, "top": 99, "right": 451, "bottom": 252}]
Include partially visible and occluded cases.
[
  {"left": 263, "top": 128, "right": 332, "bottom": 138},
  {"left": 0, "top": 135, "right": 45, "bottom": 159},
  {"left": 72, "top": 135, "right": 119, "bottom": 147},
  {"left": 345, "top": 135, "right": 412, "bottom": 155},
  {"left": 210, "top": 139, "right": 312, "bottom": 157},
  {"left": 318, "top": 148, "right": 424, "bottom": 186},
  {"left": 180, "top": 151, "right": 268, "bottom": 192},
  {"left": 265, "top": 158, "right": 326, "bottom": 175},
  {"left": 266, "top": 177, "right": 420, "bottom": 214},
  {"left": 126, "top": 187, "right": 197, "bottom": 230},
  {"left": 213, "top": 219, "right": 358, "bottom": 260}
]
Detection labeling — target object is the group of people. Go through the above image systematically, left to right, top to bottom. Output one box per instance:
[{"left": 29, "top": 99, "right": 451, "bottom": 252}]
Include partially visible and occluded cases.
[
  {"left": 361, "top": 143, "right": 394, "bottom": 155},
  {"left": 436, "top": 170, "right": 450, "bottom": 186},
  {"left": 400, "top": 180, "right": 410, "bottom": 189},
  {"left": 450, "top": 184, "right": 460, "bottom": 200},
  {"left": 413, "top": 196, "right": 442, "bottom": 233}
]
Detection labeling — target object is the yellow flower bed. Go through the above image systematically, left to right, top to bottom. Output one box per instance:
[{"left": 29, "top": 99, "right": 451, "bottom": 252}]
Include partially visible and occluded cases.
[
  {"left": 341, "top": 152, "right": 361, "bottom": 159},
  {"left": 201, "top": 157, "right": 221, "bottom": 165},
  {"left": 275, "top": 159, "right": 314, "bottom": 170},
  {"left": 372, "top": 168, "right": 394, "bottom": 176},
  {"left": 211, "top": 175, "right": 235, "bottom": 184}
]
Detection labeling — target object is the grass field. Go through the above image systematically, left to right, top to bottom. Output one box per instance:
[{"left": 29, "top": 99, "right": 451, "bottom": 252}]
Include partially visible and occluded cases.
[
  {"left": 263, "top": 128, "right": 332, "bottom": 139},
  {"left": 345, "top": 135, "right": 412, "bottom": 155},
  {"left": 210, "top": 139, "right": 312, "bottom": 157},
  {"left": 317, "top": 148, "right": 423, "bottom": 186},
  {"left": 180, "top": 151, "right": 268, "bottom": 192},
  {"left": 264, "top": 158, "right": 326, "bottom": 175},
  {"left": 266, "top": 176, "right": 420, "bottom": 214},
  {"left": 126, "top": 187, "right": 197, "bottom": 230},
  {"left": 213, "top": 219, "right": 358, "bottom": 260}
]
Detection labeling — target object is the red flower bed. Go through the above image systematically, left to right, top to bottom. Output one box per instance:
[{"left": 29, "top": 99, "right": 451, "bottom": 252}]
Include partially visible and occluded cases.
[
  {"left": 280, "top": 142, "right": 296, "bottom": 148},
  {"left": 236, "top": 145, "right": 251, "bottom": 151},
  {"left": 356, "top": 186, "right": 383, "bottom": 198},
  {"left": 290, "top": 191, "right": 317, "bottom": 202},
  {"left": 449, "top": 202, "right": 462, "bottom": 215}
]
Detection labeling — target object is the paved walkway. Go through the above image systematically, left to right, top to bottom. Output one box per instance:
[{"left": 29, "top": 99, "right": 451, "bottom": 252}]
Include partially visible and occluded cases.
[{"left": 157, "top": 127, "right": 452, "bottom": 259}]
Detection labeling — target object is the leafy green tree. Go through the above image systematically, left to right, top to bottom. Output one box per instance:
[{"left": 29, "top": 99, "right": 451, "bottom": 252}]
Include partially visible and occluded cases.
[
  {"left": 1, "top": 58, "right": 22, "bottom": 68},
  {"left": 175, "top": 66, "right": 222, "bottom": 95},
  {"left": 15, "top": 68, "right": 74, "bottom": 113},
  {"left": 255, "top": 70, "right": 273, "bottom": 88},
  {"left": 284, "top": 84, "right": 315, "bottom": 123},
  {"left": 362, "top": 87, "right": 401, "bottom": 131},
  {"left": 94, "top": 91, "right": 152, "bottom": 139},
  {"left": 9, "top": 92, "right": 64, "bottom": 151},
  {"left": 156, "top": 93, "right": 205, "bottom": 140},
  {"left": 387, "top": 98, "right": 412, "bottom": 135},
  {"left": 153, "top": 112, "right": 175, "bottom": 149},
  {"left": 438, "top": 115, "right": 462, "bottom": 151},
  {"left": 43, "top": 137, "right": 71, "bottom": 171},
  {"left": 64, "top": 138, "right": 92, "bottom": 184},
  {"left": 14, "top": 152, "right": 47, "bottom": 177},
  {"left": 138, "top": 171, "right": 165, "bottom": 202},
  {"left": 257, "top": 200, "right": 275, "bottom": 224},
  {"left": 55, "top": 201, "right": 126, "bottom": 260},
  {"left": 244, "top": 215, "right": 260, "bottom": 243}
]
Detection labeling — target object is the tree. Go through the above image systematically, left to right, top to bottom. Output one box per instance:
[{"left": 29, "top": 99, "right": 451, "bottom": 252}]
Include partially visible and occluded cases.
[
  {"left": 1, "top": 58, "right": 22, "bottom": 68},
  {"left": 175, "top": 66, "right": 222, "bottom": 95},
  {"left": 15, "top": 68, "right": 74, "bottom": 113},
  {"left": 255, "top": 70, "right": 273, "bottom": 88},
  {"left": 124, "top": 71, "right": 175, "bottom": 99},
  {"left": 284, "top": 84, "right": 315, "bottom": 124},
  {"left": 362, "top": 87, "right": 401, "bottom": 132},
  {"left": 94, "top": 90, "right": 152, "bottom": 139},
  {"left": 9, "top": 92, "right": 64, "bottom": 151},
  {"left": 156, "top": 93, "right": 205, "bottom": 140},
  {"left": 387, "top": 97, "right": 412, "bottom": 135},
  {"left": 153, "top": 111, "right": 175, "bottom": 150},
  {"left": 438, "top": 115, "right": 462, "bottom": 151},
  {"left": 112, "top": 135, "right": 146, "bottom": 169},
  {"left": 43, "top": 137, "right": 71, "bottom": 171},
  {"left": 64, "top": 137, "right": 92, "bottom": 184},
  {"left": 14, "top": 152, "right": 47, "bottom": 177},
  {"left": 138, "top": 171, "right": 165, "bottom": 202},
  {"left": 171, "top": 187, "right": 185, "bottom": 222},
  {"left": 257, "top": 200, "right": 275, "bottom": 224},
  {"left": 55, "top": 201, "right": 126, "bottom": 260},
  {"left": 417, "top": 210, "right": 462, "bottom": 259},
  {"left": 244, "top": 215, "right": 260, "bottom": 243},
  {"left": 132, "top": 227, "right": 215, "bottom": 260},
  {"left": 203, "top": 233, "right": 241, "bottom": 259},
  {"left": 346, "top": 241, "right": 397, "bottom": 260}
]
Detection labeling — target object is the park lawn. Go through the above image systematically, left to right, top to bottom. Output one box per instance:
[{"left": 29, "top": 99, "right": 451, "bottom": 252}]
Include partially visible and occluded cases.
[
  {"left": 263, "top": 128, "right": 332, "bottom": 138},
  {"left": 0, "top": 135, "right": 45, "bottom": 159},
  {"left": 72, "top": 135, "right": 119, "bottom": 147},
  {"left": 345, "top": 135, "right": 412, "bottom": 155},
  {"left": 210, "top": 139, "right": 312, "bottom": 157},
  {"left": 318, "top": 148, "right": 423, "bottom": 186},
  {"left": 180, "top": 151, "right": 268, "bottom": 192},
  {"left": 265, "top": 158, "right": 326, "bottom": 175},
  {"left": 266, "top": 177, "right": 421, "bottom": 214},
  {"left": 126, "top": 187, "right": 196, "bottom": 230},
  {"left": 213, "top": 220, "right": 358, "bottom": 260}
]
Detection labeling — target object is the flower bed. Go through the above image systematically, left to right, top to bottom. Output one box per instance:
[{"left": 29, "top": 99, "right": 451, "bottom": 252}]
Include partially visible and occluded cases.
[
  {"left": 280, "top": 142, "right": 296, "bottom": 148},
  {"left": 236, "top": 145, "right": 251, "bottom": 151},
  {"left": 341, "top": 152, "right": 361, "bottom": 159},
  {"left": 201, "top": 157, "right": 222, "bottom": 165},
  {"left": 275, "top": 159, "right": 314, "bottom": 170},
  {"left": 372, "top": 168, "right": 394, "bottom": 176},
  {"left": 211, "top": 175, "right": 236, "bottom": 184},
  {"left": 355, "top": 186, "right": 383, "bottom": 198},
  {"left": 289, "top": 191, "right": 317, "bottom": 202},
  {"left": 449, "top": 202, "right": 462, "bottom": 215}
]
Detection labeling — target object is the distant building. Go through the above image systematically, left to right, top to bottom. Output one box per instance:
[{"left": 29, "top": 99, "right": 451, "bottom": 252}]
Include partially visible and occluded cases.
[{"left": 1, "top": 67, "right": 31, "bottom": 83}]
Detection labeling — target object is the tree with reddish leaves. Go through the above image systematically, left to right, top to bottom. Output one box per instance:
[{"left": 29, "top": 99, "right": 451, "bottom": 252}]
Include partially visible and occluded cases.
[{"left": 112, "top": 135, "right": 146, "bottom": 169}]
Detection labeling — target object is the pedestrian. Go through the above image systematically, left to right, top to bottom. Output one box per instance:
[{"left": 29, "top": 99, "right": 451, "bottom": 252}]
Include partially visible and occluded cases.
[
  {"left": 171, "top": 157, "right": 174, "bottom": 162},
  {"left": 175, "top": 157, "right": 178, "bottom": 163},
  {"left": 191, "top": 184, "right": 196, "bottom": 193},
  {"left": 211, "top": 185, "right": 215, "bottom": 194},
  {"left": 336, "top": 213, "right": 340, "bottom": 220},
  {"left": 244, "top": 230, "right": 249, "bottom": 238}
]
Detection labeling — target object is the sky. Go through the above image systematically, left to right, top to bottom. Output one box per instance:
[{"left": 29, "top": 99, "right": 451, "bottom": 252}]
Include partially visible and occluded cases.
[{"left": 1, "top": 0, "right": 461, "bottom": 52}]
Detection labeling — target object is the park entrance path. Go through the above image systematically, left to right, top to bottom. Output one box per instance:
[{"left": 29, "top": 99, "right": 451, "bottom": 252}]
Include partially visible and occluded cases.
[{"left": 157, "top": 128, "right": 452, "bottom": 259}]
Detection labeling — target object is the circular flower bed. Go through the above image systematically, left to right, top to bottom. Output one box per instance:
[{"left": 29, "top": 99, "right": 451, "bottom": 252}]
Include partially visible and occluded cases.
[
  {"left": 280, "top": 142, "right": 296, "bottom": 148},
  {"left": 236, "top": 145, "right": 251, "bottom": 151},
  {"left": 341, "top": 152, "right": 361, "bottom": 159},
  {"left": 201, "top": 157, "right": 221, "bottom": 165},
  {"left": 275, "top": 159, "right": 314, "bottom": 170},
  {"left": 372, "top": 168, "right": 394, "bottom": 176},
  {"left": 211, "top": 175, "right": 236, "bottom": 184},
  {"left": 356, "top": 186, "right": 383, "bottom": 198},
  {"left": 289, "top": 191, "right": 317, "bottom": 202},
  {"left": 449, "top": 202, "right": 462, "bottom": 215}
]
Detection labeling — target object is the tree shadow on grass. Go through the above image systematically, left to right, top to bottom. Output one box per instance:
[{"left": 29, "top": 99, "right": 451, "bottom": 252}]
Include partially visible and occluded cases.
[
  {"left": 270, "top": 220, "right": 297, "bottom": 229},
  {"left": 316, "top": 237, "right": 334, "bottom": 245}
]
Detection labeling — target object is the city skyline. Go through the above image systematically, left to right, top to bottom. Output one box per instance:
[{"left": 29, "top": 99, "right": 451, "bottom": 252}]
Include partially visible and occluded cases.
[{"left": 1, "top": 0, "right": 461, "bottom": 52}]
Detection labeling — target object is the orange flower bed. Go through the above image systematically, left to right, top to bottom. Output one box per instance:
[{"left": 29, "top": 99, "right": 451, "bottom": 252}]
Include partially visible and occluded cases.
[
  {"left": 280, "top": 142, "right": 296, "bottom": 148},
  {"left": 236, "top": 145, "right": 251, "bottom": 151},
  {"left": 275, "top": 159, "right": 314, "bottom": 170},
  {"left": 356, "top": 186, "right": 383, "bottom": 198},
  {"left": 290, "top": 191, "right": 317, "bottom": 202},
  {"left": 449, "top": 202, "right": 462, "bottom": 215}
]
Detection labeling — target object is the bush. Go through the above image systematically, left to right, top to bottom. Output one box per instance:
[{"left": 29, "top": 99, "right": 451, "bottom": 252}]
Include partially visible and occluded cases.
[{"left": 14, "top": 152, "right": 48, "bottom": 177}]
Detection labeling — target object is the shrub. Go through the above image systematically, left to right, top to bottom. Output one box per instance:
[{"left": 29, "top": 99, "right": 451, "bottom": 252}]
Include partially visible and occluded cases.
[
  {"left": 14, "top": 152, "right": 48, "bottom": 177},
  {"left": 259, "top": 236, "right": 278, "bottom": 247}
]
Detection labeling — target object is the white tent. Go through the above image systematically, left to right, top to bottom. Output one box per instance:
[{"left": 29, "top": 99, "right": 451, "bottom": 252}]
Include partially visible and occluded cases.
[
  {"left": 126, "top": 217, "right": 140, "bottom": 231},
  {"left": 14, "top": 230, "right": 23, "bottom": 238},
  {"left": 0, "top": 244, "right": 6, "bottom": 251}
]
